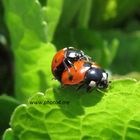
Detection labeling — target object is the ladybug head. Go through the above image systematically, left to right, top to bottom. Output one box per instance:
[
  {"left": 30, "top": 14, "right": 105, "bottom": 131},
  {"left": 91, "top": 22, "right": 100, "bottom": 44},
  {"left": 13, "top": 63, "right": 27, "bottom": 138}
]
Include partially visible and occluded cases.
[
  {"left": 65, "top": 47, "right": 84, "bottom": 61},
  {"left": 65, "top": 47, "right": 91, "bottom": 61},
  {"left": 85, "top": 67, "right": 108, "bottom": 90}
]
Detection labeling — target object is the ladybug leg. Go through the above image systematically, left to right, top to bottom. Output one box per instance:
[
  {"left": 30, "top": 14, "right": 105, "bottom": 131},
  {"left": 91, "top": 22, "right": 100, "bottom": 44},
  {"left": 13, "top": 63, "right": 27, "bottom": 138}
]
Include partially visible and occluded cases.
[
  {"left": 67, "top": 46, "right": 74, "bottom": 49},
  {"left": 80, "top": 55, "right": 92, "bottom": 62},
  {"left": 86, "top": 55, "right": 92, "bottom": 61},
  {"left": 67, "top": 59, "right": 77, "bottom": 71},
  {"left": 62, "top": 60, "right": 71, "bottom": 74},
  {"left": 62, "top": 60, "right": 73, "bottom": 77},
  {"left": 52, "top": 77, "right": 56, "bottom": 80},
  {"left": 86, "top": 81, "right": 96, "bottom": 92},
  {"left": 76, "top": 83, "right": 85, "bottom": 90},
  {"left": 60, "top": 84, "right": 66, "bottom": 89},
  {"left": 86, "top": 86, "right": 92, "bottom": 92},
  {"left": 86, "top": 86, "right": 96, "bottom": 92},
  {"left": 96, "top": 88, "right": 105, "bottom": 94}
]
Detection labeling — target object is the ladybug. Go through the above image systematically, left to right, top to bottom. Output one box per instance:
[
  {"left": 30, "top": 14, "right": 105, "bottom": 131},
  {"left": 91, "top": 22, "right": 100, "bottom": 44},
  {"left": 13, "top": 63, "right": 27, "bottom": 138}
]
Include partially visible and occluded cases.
[
  {"left": 51, "top": 47, "right": 91, "bottom": 81},
  {"left": 61, "top": 60, "right": 108, "bottom": 91}
]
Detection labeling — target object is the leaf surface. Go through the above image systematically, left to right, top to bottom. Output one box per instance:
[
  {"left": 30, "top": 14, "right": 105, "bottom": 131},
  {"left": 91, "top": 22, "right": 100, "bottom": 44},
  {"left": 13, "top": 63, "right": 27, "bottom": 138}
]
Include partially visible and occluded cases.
[
  {"left": 3, "top": 0, "right": 58, "bottom": 101},
  {"left": 3, "top": 79, "right": 140, "bottom": 140}
]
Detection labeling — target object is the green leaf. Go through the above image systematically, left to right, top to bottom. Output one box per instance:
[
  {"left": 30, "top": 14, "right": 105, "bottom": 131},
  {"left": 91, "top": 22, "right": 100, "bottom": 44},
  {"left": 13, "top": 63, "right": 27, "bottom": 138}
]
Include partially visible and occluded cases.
[
  {"left": 3, "top": 0, "right": 58, "bottom": 101},
  {"left": 3, "top": 0, "right": 47, "bottom": 46},
  {"left": 43, "top": 0, "right": 64, "bottom": 42},
  {"left": 60, "top": 0, "right": 84, "bottom": 27},
  {"left": 77, "top": 0, "right": 92, "bottom": 28},
  {"left": 90, "top": 0, "right": 140, "bottom": 28},
  {"left": 54, "top": 28, "right": 119, "bottom": 68},
  {"left": 54, "top": 28, "right": 140, "bottom": 73},
  {"left": 101, "top": 30, "right": 140, "bottom": 74},
  {"left": 102, "top": 38, "right": 119, "bottom": 68},
  {"left": 3, "top": 79, "right": 140, "bottom": 140},
  {"left": 0, "top": 95, "right": 19, "bottom": 139},
  {"left": 2, "top": 128, "right": 18, "bottom": 140}
]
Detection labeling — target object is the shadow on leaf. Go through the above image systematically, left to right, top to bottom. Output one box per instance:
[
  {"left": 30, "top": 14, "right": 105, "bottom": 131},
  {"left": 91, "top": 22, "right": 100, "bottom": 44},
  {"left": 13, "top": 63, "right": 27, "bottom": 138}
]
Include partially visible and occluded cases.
[{"left": 53, "top": 86, "right": 104, "bottom": 118}]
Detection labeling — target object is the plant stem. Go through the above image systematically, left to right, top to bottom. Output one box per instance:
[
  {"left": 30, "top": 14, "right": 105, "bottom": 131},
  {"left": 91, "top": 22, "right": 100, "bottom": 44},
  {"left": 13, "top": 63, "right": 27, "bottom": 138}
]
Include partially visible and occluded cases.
[{"left": 78, "top": 0, "right": 93, "bottom": 28}]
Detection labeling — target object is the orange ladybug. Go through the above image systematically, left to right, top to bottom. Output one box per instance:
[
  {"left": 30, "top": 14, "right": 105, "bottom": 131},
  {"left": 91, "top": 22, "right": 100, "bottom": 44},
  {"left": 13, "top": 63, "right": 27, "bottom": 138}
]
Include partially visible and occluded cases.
[
  {"left": 51, "top": 47, "right": 91, "bottom": 81},
  {"left": 61, "top": 60, "right": 108, "bottom": 91}
]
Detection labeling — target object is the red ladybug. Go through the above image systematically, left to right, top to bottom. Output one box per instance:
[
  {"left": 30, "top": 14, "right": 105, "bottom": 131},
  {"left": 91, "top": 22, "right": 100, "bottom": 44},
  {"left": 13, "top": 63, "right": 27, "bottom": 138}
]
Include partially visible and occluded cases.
[
  {"left": 51, "top": 47, "right": 91, "bottom": 81},
  {"left": 61, "top": 60, "right": 108, "bottom": 91}
]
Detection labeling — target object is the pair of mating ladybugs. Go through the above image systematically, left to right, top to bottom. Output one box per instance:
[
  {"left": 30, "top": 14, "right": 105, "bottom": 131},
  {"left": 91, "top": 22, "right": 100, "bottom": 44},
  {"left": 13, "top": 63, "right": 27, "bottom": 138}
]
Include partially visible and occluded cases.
[{"left": 51, "top": 47, "right": 109, "bottom": 92}]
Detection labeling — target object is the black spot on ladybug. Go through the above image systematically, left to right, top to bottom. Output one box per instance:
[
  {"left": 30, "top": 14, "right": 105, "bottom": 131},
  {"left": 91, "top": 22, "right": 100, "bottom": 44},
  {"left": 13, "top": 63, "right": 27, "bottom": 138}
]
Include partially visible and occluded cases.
[
  {"left": 55, "top": 59, "right": 58, "bottom": 63},
  {"left": 68, "top": 74, "right": 73, "bottom": 81}
]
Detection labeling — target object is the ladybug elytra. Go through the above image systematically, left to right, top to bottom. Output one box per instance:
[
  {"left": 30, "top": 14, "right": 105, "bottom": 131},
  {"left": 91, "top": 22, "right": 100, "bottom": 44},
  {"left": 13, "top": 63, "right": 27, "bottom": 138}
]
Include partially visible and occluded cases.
[{"left": 51, "top": 47, "right": 109, "bottom": 91}]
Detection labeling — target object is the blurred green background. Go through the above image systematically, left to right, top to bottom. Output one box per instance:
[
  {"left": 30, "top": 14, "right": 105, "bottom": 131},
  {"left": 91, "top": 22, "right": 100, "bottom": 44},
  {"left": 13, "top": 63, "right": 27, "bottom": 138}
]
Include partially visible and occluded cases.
[{"left": 0, "top": 0, "right": 140, "bottom": 139}]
